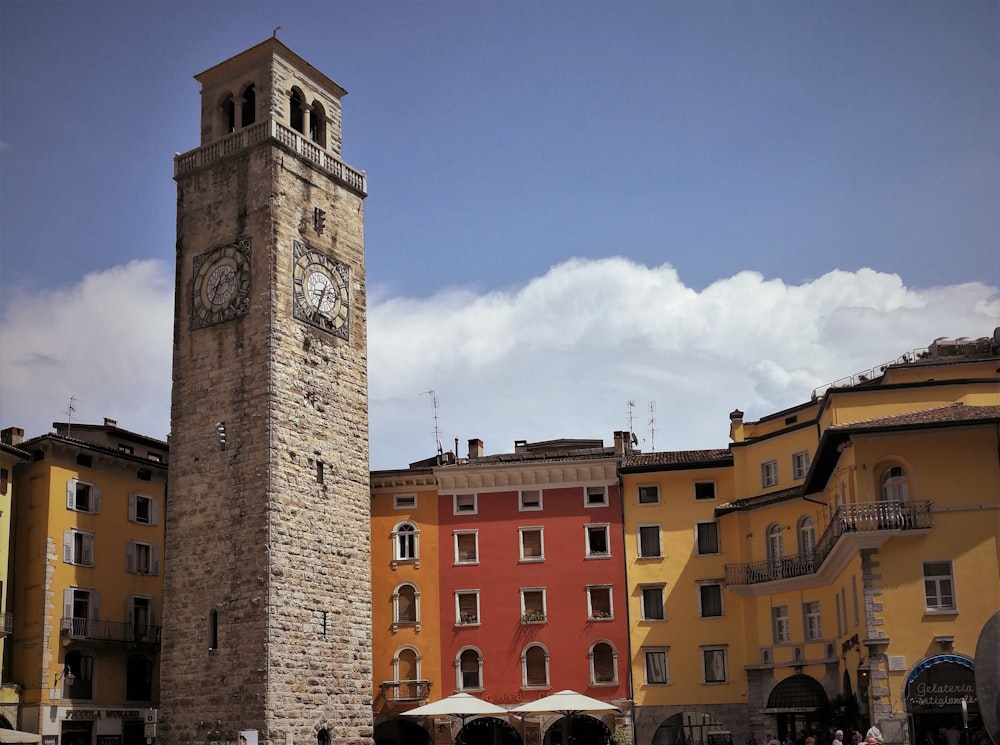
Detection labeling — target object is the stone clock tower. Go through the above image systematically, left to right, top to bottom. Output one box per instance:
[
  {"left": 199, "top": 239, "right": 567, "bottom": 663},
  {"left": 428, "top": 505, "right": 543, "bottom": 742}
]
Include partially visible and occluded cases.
[{"left": 161, "top": 39, "right": 371, "bottom": 745}]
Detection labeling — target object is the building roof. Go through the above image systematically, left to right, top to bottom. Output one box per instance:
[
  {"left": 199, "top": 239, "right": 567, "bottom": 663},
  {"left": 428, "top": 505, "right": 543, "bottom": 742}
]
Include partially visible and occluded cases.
[
  {"left": 620, "top": 448, "right": 732, "bottom": 474},
  {"left": 714, "top": 484, "right": 803, "bottom": 515}
]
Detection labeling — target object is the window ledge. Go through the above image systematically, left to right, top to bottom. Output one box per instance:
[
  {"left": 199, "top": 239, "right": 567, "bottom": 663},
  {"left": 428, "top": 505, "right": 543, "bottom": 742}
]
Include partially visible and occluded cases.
[
  {"left": 585, "top": 554, "right": 612, "bottom": 560},
  {"left": 924, "top": 608, "right": 958, "bottom": 617}
]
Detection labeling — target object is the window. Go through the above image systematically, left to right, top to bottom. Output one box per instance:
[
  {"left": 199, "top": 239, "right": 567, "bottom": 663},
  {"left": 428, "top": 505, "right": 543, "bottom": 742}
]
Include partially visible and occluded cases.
[
  {"left": 241, "top": 83, "right": 256, "bottom": 127},
  {"left": 289, "top": 87, "right": 306, "bottom": 133},
  {"left": 309, "top": 100, "right": 327, "bottom": 146},
  {"left": 118, "top": 444, "right": 134, "bottom": 455},
  {"left": 792, "top": 450, "right": 811, "bottom": 480},
  {"left": 147, "top": 452, "right": 163, "bottom": 463},
  {"left": 761, "top": 460, "right": 779, "bottom": 488},
  {"left": 880, "top": 465, "right": 909, "bottom": 501},
  {"left": 66, "top": 479, "right": 100, "bottom": 513},
  {"left": 694, "top": 481, "right": 716, "bottom": 500},
  {"left": 638, "top": 485, "right": 659, "bottom": 504},
  {"left": 586, "top": 486, "right": 608, "bottom": 507},
  {"left": 519, "top": 490, "right": 542, "bottom": 511},
  {"left": 128, "top": 493, "right": 159, "bottom": 525},
  {"left": 454, "top": 493, "right": 477, "bottom": 514},
  {"left": 394, "top": 494, "right": 416, "bottom": 509},
  {"left": 798, "top": 517, "right": 816, "bottom": 560},
  {"left": 696, "top": 521, "right": 720, "bottom": 555},
  {"left": 394, "top": 522, "right": 418, "bottom": 562},
  {"left": 586, "top": 525, "right": 610, "bottom": 557},
  {"left": 638, "top": 525, "right": 661, "bottom": 558},
  {"left": 519, "top": 527, "right": 544, "bottom": 561},
  {"left": 63, "top": 530, "right": 94, "bottom": 567},
  {"left": 454, "top": 531, "right": 478, "bottom": 564},
  {"left": 126, "top": 542, "right": 160, "bottom": 575},
  {"left": 923, "top": 561, "right": 956, "bottom": 612},
  {"left": 394, "top": 583, "right": 419, "bottom": 626},
  {"left": 699, "top": 583, "right": 723, "bottom": 618},
  {"left": 641, "top": 585, "right": 665, "bottom": 621},
  {"left": 587, "top": 586, "right": 613, "bottom": 620},
  {"left": 62, "top": 588, "right": 99, "bottom": 637},
  {"left": 521, "top": 589, "right": 546, "bottom": 623},
  {"left": 456, "top": 591, "right": 480, "bottom": 625},
  {"left": 128, "top": 596, "right": 155, "bottom": 643},
  {"left": 804, "top": 601, "right": 822, "bottom": 640},
  {"left": 772, "top": 605, "right": 790, "bottom": 643},
  {"left": 209, "top": 608, "right": 219, "bottom": 650},
  {"left": 590, "top": 642, "right": 617, "bottom": 685},
  {"left": 522, "top": 644, "right": 549, "bottom": 687},
  {"left": 394, "top": 647, "right": 420, "bottom": 689},
  {"left": 703, "top": 647, "right": 728, "bottom": 683},
  {"left": 457, "top": 648, "right": 483, "bottom": 690},
  {"left": 644, "top": 648, "right": 669, "bottom": 684},
  {"left": 64, "top": 650, "right": 95, "bottom": 699},
  {"left": 126, "top": 656, "right": 153, "bottom": 701}
]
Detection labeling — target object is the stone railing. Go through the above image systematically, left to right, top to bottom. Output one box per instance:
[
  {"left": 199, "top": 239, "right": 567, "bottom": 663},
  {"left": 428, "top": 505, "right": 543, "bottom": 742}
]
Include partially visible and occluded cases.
[
  {"left": 174, "top": 120, "right": 367, "bottom": 195},
  {"left": 725, "top": 500, "right": 932, "bottom": 585},
  {"left": 61, "top": 617, "right": 162, "bottom": 645},
  {"left": 379, "top": 679, "right": 432, "bottom": 703}
]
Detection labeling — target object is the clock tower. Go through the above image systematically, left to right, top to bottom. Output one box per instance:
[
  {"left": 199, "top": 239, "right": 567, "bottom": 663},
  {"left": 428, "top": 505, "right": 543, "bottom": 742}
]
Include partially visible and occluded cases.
[{"left": 161, "top": 39, "right": 370, "bottom": 745}]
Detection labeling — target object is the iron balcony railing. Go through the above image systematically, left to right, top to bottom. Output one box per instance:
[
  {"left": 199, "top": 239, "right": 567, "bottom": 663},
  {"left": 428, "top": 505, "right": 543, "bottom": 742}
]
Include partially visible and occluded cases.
[
  {"left": 725, "top": 500, "right": 933, "bottom": 586},
  {"left": 1, "top": 611, "right": 12, "bottom": 636},
  {"left": 60, "top": 617, "right": 162, "bottom": 645},
  {"left": 380, "top": 679, "right": 432, "bottom": 703}
]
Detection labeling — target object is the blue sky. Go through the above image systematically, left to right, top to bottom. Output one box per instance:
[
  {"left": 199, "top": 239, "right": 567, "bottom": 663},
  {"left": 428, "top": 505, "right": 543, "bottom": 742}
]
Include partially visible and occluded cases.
[{"left": 1, "top": 1, "right": 998, "bottom": 469}]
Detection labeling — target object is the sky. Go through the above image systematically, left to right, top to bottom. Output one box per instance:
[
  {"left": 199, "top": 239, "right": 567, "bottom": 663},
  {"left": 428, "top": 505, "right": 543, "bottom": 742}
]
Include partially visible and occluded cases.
[{"left": 1, "top": 0, "right": 998, "bottom": 470}]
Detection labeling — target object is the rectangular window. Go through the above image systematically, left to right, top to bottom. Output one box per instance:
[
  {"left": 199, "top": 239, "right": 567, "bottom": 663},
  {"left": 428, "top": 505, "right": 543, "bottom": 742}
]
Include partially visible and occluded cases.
[
  {"left": 118, "top": 444, "right": 134, "bottom": 455},
  {"left": 792, "top": 451, "right": 811, "bottom": 480},
  {"left": 147, "top": 452, "right": 163, "bottom": 463},
  {"left": 761, "top": 460, "right": 779, "bottom": 488},
  {"left": 66, "top": 479, "right": 101, "bottom": 514},
  {"left": 694, "top": 481, "right": 716, "bottom": 500},
  {"left": 638, "top": 485, "right": 659, "bottom": 504},
  {"left": 586, "top": 486, "right": 608, "bottom": 507},
  {"left": 519, "top": 490, "right": 542, "bottom": 511},
  {"left": 128, "top": 493, "right": 159, "bottom": 525},
  {"left": 454, "top": 493, "right": 477, "bottom": 514},
  {"left": 394, "top": 494, "right": 416, "bottom": 509},
  {"left": 696, "top": 521, "right": 720, "bottom": 555},
  {"left": 585, "top": 525, "right": 610, "bottom": 557},
  {"left": 638, "top": 525, "right": 661, "bottom": 558},
  {"left": 519, "top": 527, "right": 544, "bottom": 561},
  {"left": 63, "top": 530, "right": 94, "bottom": 567},
  {"left": 454, "top": 531, "right": 478, "bottom": 564},
  {"left": 126, "top": 542, "right": 160, "bottom": 575},
  {"left": 923, "top": 561, "right": 956, "bottom": 611},
  {"left": 699, "top": 583, "right": 723, "bottom": 618},
  {"left": 641, "top": 585, "right": 665, "bottom": 621},
  {"left": 587, "top": 586, "right": 613, "bottom": 620},
  {"left": 521, "top": 589, "right": 546, "bottom": 623},
  {"left": 456, "top": 591, "right": 480, "bottom": 625},
  {"left": 804, "top": 600, "right": 822, "bottom": 640},
  {"left": 772, "top": 605, "right": 790, "bottom": 643},
  {"left": 703, "top": 647, "right": 728, "bottom": 683},
  {"left": 644, "top": 648, "right": 669, "bottom": 684}
]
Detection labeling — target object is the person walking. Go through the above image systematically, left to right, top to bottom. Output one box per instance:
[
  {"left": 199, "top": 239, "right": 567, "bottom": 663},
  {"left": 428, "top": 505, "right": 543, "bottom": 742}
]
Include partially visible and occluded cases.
[{"left": 833, "top": 730, "right": 845, "bottom": 745}]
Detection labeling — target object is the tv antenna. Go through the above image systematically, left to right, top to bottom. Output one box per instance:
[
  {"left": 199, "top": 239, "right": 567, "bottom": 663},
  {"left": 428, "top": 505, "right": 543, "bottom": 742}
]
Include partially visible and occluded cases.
[
  {"left": 422, "top": 389, "right": 443, "bottom": 456},
  {"left": 65, "top": 396, "right": 82, "bottom": 435},
  {"left": 627, "top": 400, "right": 636, "bottom": 440},
  {"left": 648, "top": 401, "right": 656, "bottom": 452}
]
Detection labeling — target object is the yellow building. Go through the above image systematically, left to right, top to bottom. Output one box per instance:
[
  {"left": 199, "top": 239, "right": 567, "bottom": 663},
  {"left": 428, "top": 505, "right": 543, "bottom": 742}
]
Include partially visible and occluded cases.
[
  {"left": 8, "top": 420, "right": 167, "bottom": 745},
  {"left": 1, "top": 428, "right": 31, "bottom": 729}
]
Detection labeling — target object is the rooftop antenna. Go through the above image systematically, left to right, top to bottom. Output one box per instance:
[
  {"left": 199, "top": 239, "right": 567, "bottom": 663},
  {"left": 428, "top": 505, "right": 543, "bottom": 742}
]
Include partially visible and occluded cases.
[
  {"left": 272, "top": 26, "right": 282, "bottom": 38},
  {"left": 421, "top": 389, "right": 443, "bottom": 456},
  {"left": 65, "top": 396, "right": 81, "bottom": 436},
  {"left": 627, "top": 400, "right": 636, "bottom": 440},
  {"left": 648, "top": 401, "right": 657, "bottom": 452}
]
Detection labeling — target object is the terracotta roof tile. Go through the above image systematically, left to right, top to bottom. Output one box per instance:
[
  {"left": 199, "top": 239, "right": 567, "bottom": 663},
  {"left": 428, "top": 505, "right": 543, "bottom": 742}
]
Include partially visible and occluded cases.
[{"left": 831, "top": 403, "right": 1000, "bottom": 431}]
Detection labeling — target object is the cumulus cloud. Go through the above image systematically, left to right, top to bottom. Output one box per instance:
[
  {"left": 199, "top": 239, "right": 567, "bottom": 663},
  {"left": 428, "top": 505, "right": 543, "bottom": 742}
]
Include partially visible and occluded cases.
[{"left": 2, "top": 259, "right": 997, "bottom": 469}]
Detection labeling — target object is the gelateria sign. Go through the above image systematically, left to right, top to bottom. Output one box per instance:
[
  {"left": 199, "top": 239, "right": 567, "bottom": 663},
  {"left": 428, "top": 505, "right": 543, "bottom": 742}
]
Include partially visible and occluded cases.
[{"left": 905, "top": 655, "right": 978, "bottom": 712}]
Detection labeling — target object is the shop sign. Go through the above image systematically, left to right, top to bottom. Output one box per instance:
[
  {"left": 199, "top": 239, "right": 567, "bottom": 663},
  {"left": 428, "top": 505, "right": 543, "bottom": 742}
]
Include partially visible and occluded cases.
[
  {"left": 906, "top": 656, "right": 977, "bottom": 712},
  {"left": 62, "top": 710, "right": 142, "bottom": 721}
]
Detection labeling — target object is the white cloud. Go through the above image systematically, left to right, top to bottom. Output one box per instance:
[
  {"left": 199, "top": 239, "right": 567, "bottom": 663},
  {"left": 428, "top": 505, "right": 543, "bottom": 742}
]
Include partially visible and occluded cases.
[{"left": 2, "top": 259, "right": 997, "bottom": 469}]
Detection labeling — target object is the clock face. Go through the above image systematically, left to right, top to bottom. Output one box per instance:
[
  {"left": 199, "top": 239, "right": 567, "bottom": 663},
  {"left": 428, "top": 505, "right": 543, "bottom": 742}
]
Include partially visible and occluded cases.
[
  {"left": 191, "top": 239, "right": 251, "bottom": 329},
  {"left": 293, "top": 241, "right": 350, "bottom": 339}
]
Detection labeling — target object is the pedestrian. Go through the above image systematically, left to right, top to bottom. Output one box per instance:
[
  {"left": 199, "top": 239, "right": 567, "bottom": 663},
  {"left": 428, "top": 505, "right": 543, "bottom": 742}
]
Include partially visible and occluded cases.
[
  {"left": 834, "top": 730, "right": 845, "bottom": 745},
  {"left": 768, "top": 735, "right": 780, "bottom": 745}
]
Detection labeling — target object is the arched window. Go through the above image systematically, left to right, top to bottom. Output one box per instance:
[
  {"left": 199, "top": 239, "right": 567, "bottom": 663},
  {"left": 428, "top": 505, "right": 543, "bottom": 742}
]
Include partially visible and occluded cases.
[
  {"left": 241, "top": 84, "right": 256, "bottom": 127},
  {"left": 289, "top": 88, "right": 306, "bottom": 134},
  {"left": 220, "top": 93, "right": 236, "bottom": 134},
  {"left": 310, "top": 100, "right": 327, "bottom": 147},
  {"left": 880, "top": 465, "right": 909, "bottom": 502},
  {"left": 798, "top": 516, "right": 816, "bottom": 560},
  {"left": 394, "top": 522, "right": 418, "bottom": 562},
  {"left": 766, "top": 523, "right": 784, "bottom": 578},
  {"left": 393, "top": 583, "right": 419, "bottom": 625},
  {"left": 590, "top": 641, "right": 617, "bottom": 685},
  {"left": 522, "top": 644, "right": 549, "bottom": 688},
  {"left": 395, "top": 646, "right": 420, "bottom": 683},
  {"left": 457, "top": 648, "right": 482, "bottom": 690},
  {"left": 64, "top": 650, "right": 94, "bottom": 699},
  {"left": 317, "top": 730, "right": 330, "bottom": 745}
]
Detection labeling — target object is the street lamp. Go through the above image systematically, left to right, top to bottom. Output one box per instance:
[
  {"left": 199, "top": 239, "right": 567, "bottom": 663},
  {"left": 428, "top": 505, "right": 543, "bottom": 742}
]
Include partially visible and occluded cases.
[{"left": 50, "top": 665, "right": 76, "bottom": 699}]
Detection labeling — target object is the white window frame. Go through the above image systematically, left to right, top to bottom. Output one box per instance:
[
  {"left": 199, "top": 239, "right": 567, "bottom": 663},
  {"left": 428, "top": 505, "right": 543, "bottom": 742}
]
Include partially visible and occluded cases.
[
  {"left": 792, "top": 450, "right": 811, "bottom": 480},
  {"left": 761, "top": 459, "right": 779, "bottom": 488},
  {"left": 881, "top": 465, "right": 910, "bottom": 501},
  {"left": 66, "top": 479, "right": 101, "bottom": 514},
  {"left": 694, "top": 481, "right": 716, "bottom": 500},
  {"left": 585, "top": 485, "right": 608, "bottom": 507},
  {"left": 638, "top": 485, "right": 659, "bottom": 505},
  {"left": 519, "top": 489, "right": 542, "bottom": 511},
  {"left": 128, "top": 493, "right": 159, "bottom": 525},
  {"left": 453, "top": 493, "right": 477, "bottom": 515},
  {"left": 393, "top": 494, "right": 417, "bottom": 509},
  {"left": 798, "top": 516, "right": 816, "bottom": 560},
  {"left": 695, "top": 520, "right": 720, "bottom": 555},
  {"left": 393, "top": 521, "right": 419, "bottom": 563},
  {"left": 585, "top": 524, "right": 611, "bottom": 558},
  {"left": 638, "top": 524, "right": 662, "bottom": 558},
  {"left": 518, "top": 526, "right": 544, "bottom": 562},
  {"left": 64, "top": 529, "right": 95, "bottom": 567},
  {"left": 454, "top": 530, "right": 479, "bottom": 565},
  {"left": 126, "top": 541, "right": 160, "bottom": 575},
  {"left": 923, "top": 560, "right": 956, "bottom": 613},
  {"left": 392, "top": 582, "right": 420, "bottom": 628},
  {"left": 698, "top": 582, "right": 723, "bottom": 618},
  {"left": 640, "top": 584, "right": 666, "bottom": 621},
  {"left": 587, "top": 585, "right": 613, "bottom": 620},
  {"left": 63, "top": 588, "right": 100, "bottom": 639},
  {"left": 520, "top": 588, "right": 547, "bottom": 623},
  {"left": 455, "top": 590, "right": 480, "bottom": 626},
  {"left": 803, "top": 600, "right": 822, "bottom": 640},
  {"left": 772, "top": 605, "right": 790, "bottom": 643},
  {"left": 589, "top": 641, "right": 618, "bottom": 686},
  {"left": 521, "top": 643, "right": 550, "bottom": 689},
  {"left": 702, "top": 646, "right": 728, "bottom": 683},
  {"left": 456, "top": 647, "right": 484, "bottom": 691},
  {"left": 643, "top": 647, "right": 670, "bottom": 685}
]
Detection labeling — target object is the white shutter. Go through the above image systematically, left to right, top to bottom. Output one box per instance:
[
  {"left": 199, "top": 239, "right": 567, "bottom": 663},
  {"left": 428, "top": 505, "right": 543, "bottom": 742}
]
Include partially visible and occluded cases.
[
  {"left": 67, "top": 481, "right": 76, "bottom": 509},
  {"left": 92, "top": 485, "right": 101, "bottom": 514},
  {"left": 128, "top": 493, "right": 137, "bottom": 522},
  {"left": 151, "top": 498, "right": 159, "bottom": 526},
  {"left": 63, "top": 531, "right": 73, "bottom": 563},
  {"left": 81, "top": 534, "right": 93, "bottom": 566},
  {"left": 126, "top": 542, "right": 136, "bottom": 573},
  {"left": 152, "top": 547, "right": 161, "bottom": 576},
  {"left": 63, "top": 588, "right": 74, "bottom": 628},
  {"left": 91, "top": 591, "right": 101, "bottom": 619},
  {"left": 127, "top": 595, "right": 136, "bottom": 623}
]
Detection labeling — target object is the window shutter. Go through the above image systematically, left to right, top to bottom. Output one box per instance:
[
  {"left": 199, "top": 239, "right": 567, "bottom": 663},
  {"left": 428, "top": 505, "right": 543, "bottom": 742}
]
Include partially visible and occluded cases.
[
  {"left": 67, "top": 481, "right": 76, "bottom": 509},
  {"left": 92, "top": 485, "right": 101, "bottom": 513},
  {"left": 128, "top": 494, "right": 137, "bottom": 522},
  {"left": 151, "top": 498, "right": 159, "bottom": 526},
  {"left": 63, "top": 531, "right": 73, "bottom": 563},
  {"left": 522, "top": 531, "right": 542, "bottom": 558},
  {"left": 82, "top": 535, "right": 93, "bottom": 566},
  {"left": 126, "top": 542, "right": 136, "bottom": 573},
  {"left": 152, "top": 547, "right": 161, "bottom": 576},
  {"left": 397, "top": 586, "right": 415, "bottom": 622},
  {"left": 63, "top": 589, "right": 74, "bottom": 624},
  {"left": 91, "top": 591, "right": 101, "bottom": 620},
  {"left": 127, "top": 595, "right": 135, "bottom": 623},
  {"left": 593, "top": 643, "right": 615, "bottom": 683},
  {"left": 525, "top": 646, "right": 546, "bottom": 686},
  {"left": 398, "top": 649, "right": 418, "bottom": 681},
  {"left": 460, "top": 651, "right": 479, "bottom": 676}
]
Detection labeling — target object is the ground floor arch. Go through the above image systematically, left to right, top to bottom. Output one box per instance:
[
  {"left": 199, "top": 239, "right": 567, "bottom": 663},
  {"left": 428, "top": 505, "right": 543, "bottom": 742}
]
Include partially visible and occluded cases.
[
  {"left": 904, "top": 654, "right": 986, "bottom": 745},
  {"left": 764, "top": 673, "right": 831, "bottom": 743},
  {"left": 651, "top": 712, "right": 734, "bottom": 745},
  {"left": 539, "top": 715, "right": 610, "bottom": 745},
  {"left": 461, "top": 716, "right": 523, "bottom": 745},
  {"left": 374, "top": 717, "right": 433, "bottom": 745}
]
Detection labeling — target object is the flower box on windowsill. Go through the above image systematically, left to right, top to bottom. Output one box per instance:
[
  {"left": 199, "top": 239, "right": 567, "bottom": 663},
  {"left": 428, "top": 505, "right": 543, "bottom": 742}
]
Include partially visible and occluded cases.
[{"left": 521, "top": 611, "right": 547, "bottom": 624}]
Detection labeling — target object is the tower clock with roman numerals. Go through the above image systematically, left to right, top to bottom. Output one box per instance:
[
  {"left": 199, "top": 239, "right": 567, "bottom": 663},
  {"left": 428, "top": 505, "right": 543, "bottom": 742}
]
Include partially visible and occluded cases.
[{"left": 292, "top": 241, "right": 349, "bottom": 339}]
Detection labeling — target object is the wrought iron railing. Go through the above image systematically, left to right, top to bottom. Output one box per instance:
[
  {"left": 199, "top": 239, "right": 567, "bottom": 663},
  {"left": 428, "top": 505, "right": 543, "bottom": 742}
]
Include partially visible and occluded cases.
[
  {"left": 174, "top": 120, "right": 367, "bottom": 195},
  {"left": 725, "top": 500, "right": 932, "bottom": 585},
  {"left": 60, "top": 617, "right": 162, "bottom": 645},
  {"left": 380, "top": 680, "right": 432, "bottom": 703}
]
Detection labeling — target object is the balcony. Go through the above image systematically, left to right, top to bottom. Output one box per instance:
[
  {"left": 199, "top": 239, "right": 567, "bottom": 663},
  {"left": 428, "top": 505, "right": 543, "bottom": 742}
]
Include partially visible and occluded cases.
[
  {"left": 725, "top": 500, "right": 933, "bottom": 587},
  {"left": 1, "top": 611, "right": 11, "bottom": 637},
  {"left": 61, "top": 617, "right": 161, "bottom": 646},
  {"left": 380, "top": 679, "right": 432, "bottom": 703}
]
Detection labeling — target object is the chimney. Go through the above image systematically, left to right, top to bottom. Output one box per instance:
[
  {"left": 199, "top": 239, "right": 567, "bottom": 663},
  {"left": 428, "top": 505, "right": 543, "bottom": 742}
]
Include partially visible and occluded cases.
[
  {"left": 729, "top": 409, "right": 745, "bottom": 443},
  {"left": 104, "top": 417, "right": 118, "bottom": 428},
  {"left": 2, "top": 427, "right": 25, "bottom": 446},
  {"left": 614, "top": 431, "right": 631, "bottom": 457},
  {"left": 468, "top": 438, "right": 483, "bottom": 459},
  {"left": 514, "top": 440, "right": 528, "bottom": 454}
]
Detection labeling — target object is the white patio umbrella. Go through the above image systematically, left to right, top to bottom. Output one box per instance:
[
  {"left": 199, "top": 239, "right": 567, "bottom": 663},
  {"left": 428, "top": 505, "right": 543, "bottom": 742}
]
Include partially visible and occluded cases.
[
  {"left": 510, "top": 689, "right": 620, "bottom": 717},
  {"left": 402, "top": 691, "right": 509, "bottom": 720}
]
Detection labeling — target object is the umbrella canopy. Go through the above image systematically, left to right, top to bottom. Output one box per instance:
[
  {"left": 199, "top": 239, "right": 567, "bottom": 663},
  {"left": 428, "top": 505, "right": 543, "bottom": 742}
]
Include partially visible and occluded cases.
[
  {"left": 510, "top": 689, "right": 620, "bottom": 716},
  {"left": 402, "top": 692, "right": 508, "bottom": 719},
  {"left": 0, "top": 731, "right": 42, "bottom": 744}
]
